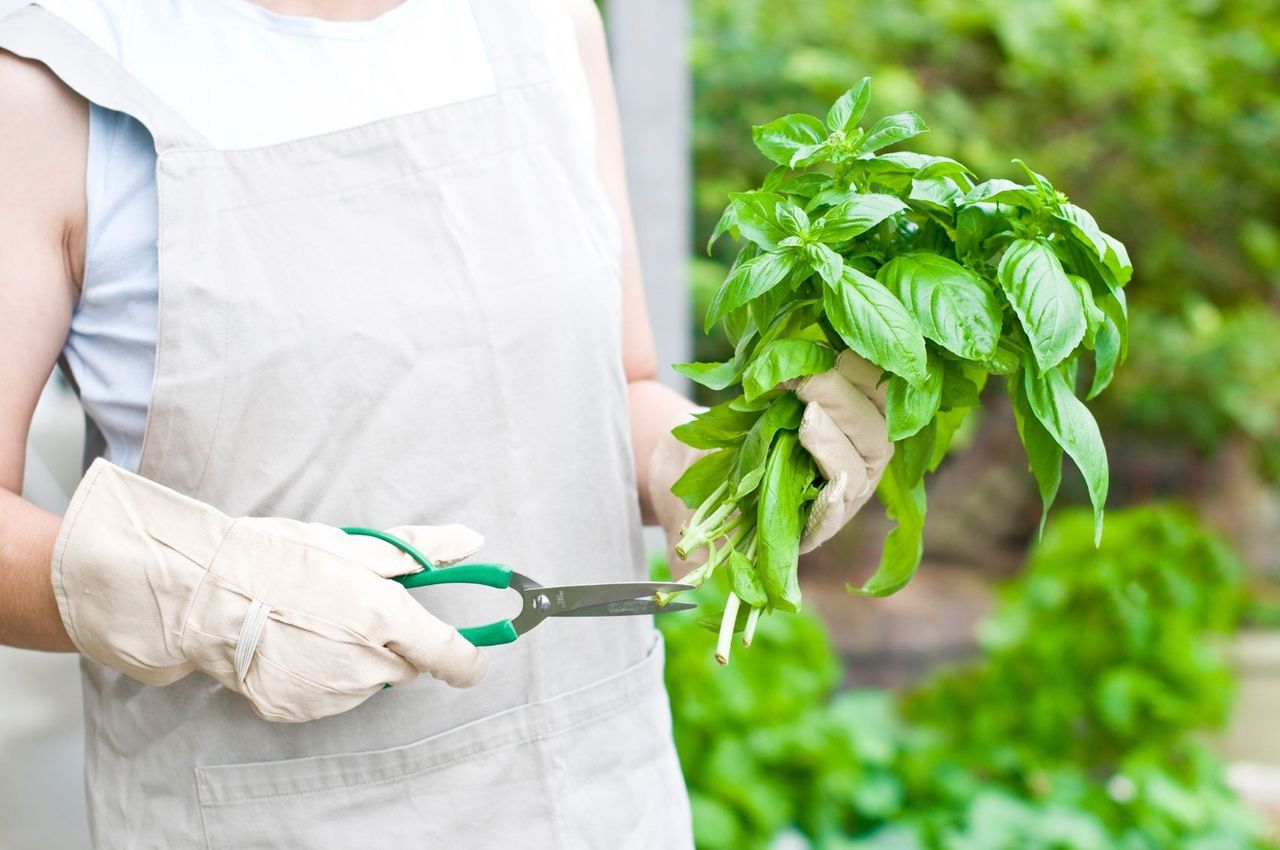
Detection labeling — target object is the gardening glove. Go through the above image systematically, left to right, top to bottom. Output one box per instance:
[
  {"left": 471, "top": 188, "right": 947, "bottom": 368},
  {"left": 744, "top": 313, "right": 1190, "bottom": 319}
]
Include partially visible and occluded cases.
[
  {"left": 649, "top": 350, "right": 892, "bottom": 562},
  {"left": 793, "top": 350, "right": 893, "bottom": 552},
  {"left": 52, "top": 458, "right": 489, "bottom": 723}
]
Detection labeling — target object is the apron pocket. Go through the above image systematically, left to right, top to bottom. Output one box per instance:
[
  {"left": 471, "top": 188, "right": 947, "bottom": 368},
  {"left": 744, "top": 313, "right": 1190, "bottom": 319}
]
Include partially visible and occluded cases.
[{"left": 194, "top": 636, "right": 675, "bottom": 850}]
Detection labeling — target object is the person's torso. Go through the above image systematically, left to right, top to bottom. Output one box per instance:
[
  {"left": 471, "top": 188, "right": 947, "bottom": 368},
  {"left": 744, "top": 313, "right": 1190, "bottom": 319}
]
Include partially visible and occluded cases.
[{"left": 52, "top": 0, "right": 595, "bottom": 472}]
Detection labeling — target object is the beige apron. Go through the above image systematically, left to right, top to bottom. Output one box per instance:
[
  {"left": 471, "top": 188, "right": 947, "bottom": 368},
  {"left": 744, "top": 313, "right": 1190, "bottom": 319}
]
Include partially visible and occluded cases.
[{"left": 0, "top": 4, "right": 692, "bottom": 848}]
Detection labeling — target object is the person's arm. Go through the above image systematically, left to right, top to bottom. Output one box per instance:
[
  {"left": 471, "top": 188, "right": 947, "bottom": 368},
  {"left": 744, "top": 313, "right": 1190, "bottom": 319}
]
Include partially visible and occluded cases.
[
  {"left": 565, "top": 0, "right": 698, "bottom": 525},
  {"left": 0, "top": 50, "right": 87, "bottom": 652}
]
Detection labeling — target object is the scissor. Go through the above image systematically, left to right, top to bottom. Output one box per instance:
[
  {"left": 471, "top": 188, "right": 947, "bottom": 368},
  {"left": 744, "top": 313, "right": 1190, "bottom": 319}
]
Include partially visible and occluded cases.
[{"left": 343, "top": 527, "right": 695, "bottom": 646}]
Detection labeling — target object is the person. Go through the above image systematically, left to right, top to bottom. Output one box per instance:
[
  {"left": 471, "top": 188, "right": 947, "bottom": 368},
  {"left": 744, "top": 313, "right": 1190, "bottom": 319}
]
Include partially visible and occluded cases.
[{"left": 0, "top": 0, "right": 892, "bottom": 846}]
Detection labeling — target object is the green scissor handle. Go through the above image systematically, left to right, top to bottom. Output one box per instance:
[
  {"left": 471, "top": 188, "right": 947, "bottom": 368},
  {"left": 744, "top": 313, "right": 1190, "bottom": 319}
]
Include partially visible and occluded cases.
[{"left": 342, "top": 526, "right": 520, "bottom": 647}]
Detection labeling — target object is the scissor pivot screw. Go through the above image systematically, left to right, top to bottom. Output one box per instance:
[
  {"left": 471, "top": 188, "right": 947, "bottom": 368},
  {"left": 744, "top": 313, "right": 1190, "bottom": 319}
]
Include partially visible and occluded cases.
[{"left": 532, "top": 594, "right": 551, "bottom": 613}]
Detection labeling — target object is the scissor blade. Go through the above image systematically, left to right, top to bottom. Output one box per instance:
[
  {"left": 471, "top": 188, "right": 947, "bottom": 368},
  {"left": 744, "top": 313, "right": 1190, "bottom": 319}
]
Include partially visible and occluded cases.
[
  {"left": 529, "top": 582, "right": 693, "bottom": 615},
  {"left": 553, "top": 600, "right": 697, "bottom": 618}
]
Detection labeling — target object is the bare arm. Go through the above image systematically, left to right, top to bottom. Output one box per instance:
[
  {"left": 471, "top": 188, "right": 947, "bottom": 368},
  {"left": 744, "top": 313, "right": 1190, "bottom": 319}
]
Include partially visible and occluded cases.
[
  {"left": 566, "top": 0, "right": 697, "bottom": 523},
  {"left": 0, "top": 50, "right": 87, "bottom": 651}
]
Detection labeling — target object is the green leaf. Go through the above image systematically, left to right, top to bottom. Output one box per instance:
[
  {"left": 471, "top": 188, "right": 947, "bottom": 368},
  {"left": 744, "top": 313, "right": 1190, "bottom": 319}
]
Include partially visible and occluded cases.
[
  {"left": 826, "top": 77, "right": 871, "bottom": 132},
  {"left": 854, "top": 111, "right": 927, "bottom": 155},
  {"left": 752, "top": 113, "right": 828, "bottom": 167},
  {"left": 789, "top": 143, "right": 832, "bottom": 169},
  {"left": 1012, "top": 158, "right": 1055, "bottom": 200},
  {"left": 772, "top": 172, "right": 833, "bottom": 200},
  {"left": 907, "top": 176, "right": 963, "bottom": 214},
  {"left": 960, "top": 179, "right": 1041, "bottom": 209},
  {"left": 728, "top": 191, "right": 787, "bottom": 250},
  {"left": 813, "top": 194, "right": 908, "bottom": 243},
  {"left": 775, "top": 201, "right": 810, "bottom": 237},
  {"left": 707, "top": 203, "right": 736, "bottom": 255},
  {"left": 955, "top": 203, "right": 1007, "bottom": 260},
  {"left": 1054, "top": 203, "right": 1108, "bottom": 260},
  {"left": 1101, "top": 232, "right": 1133, "bottom": 285},
  {"left": 997, "top": 239, "right": 1087, "bottom": 371},
  {"left": 805, "top": 241, "right": 844, "bottom": 287},
  {"left": 706, "top": 249, "right": 797, "bottom": 331},
  {"left": 878, "top": 252, "right": 1003, "bottom": 361},
  {"left": 824, "top": 267, "right": 928, "bottom": 386},
  {"left": 1070, "top": 275, "right": 1106, "bottom": 349},
  {"left": 1088, "top": 289, "right": 1127, "bottom": 399},
  {"left": 673, "top": 329, "right": 757, "bottom": 391},
  {"left": 743, "top": 339, "right": 836, "bottom": 402},
  {"left": 885, "top": 354, "right": 943, "bottom": 441},
  {"left": 1024, "top": 365, "right": 1109, "bottom": 544},
  {"left": 1011, "top": 372, "right": 1063, "bottom": 538},
  {"left": 733, "top": 393, "right": 804, "bottom": 498},
  {"left": 672, "top": 399, "right": 761, "bottom": 449},
  {"left": 929, "top": 406, "right": 973, "bottom": 472},
  {"left": 758, "top": 432, "right": 814, "bottom": 612},
  {"left": 671, "top": 446, "right": 737, "bottom": 510},
  {"left": 851, "top": 451, "right": 926, "bottom": 597},
  {"left": 728, "top": 549, "right": 768, "bottom": 608}
]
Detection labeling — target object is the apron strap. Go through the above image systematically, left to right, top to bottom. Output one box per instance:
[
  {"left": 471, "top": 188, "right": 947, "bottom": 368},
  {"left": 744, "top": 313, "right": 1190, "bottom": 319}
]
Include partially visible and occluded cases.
[
  {"left": 470, "top": 0, "right": 552, "bottom": 90},
  {"left": 0, "top": 4, "right": 206, "bottom": 153}
]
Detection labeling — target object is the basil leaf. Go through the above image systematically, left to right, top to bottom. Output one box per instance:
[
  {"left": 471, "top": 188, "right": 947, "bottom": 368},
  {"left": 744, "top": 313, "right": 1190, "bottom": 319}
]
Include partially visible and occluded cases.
[
  {"left": 826, "top": 77, "right": 871, "bottom": 132},
  {"left": 854, "top": 111, "right": 928, "bottom": 155},
  {"left": 752, "top": 113, "right": 828, "bottom": 167},
  {"left": 789, "top": 143, "right": 833, "bottom": 169},
  {"left": 1012, "top": 158, "right": 1056, "bottom": 200},
  {"left": 773, "top": 172, "right": 834, "bottom": 200},
  {"left": 908, "top": 176, "right": 963, "bottom": 214},
  {"left": 960, "top": 179, "right": 1041, "bottom": 209},
  {"left": 728, "top": 191, "right": 787, "bottom": 250},
  {"left": 812, "top": 194, "right": 908, "bottom": 243},
  {"left": 775, "top": 201, "right": 810, "bottom": 237},
  {"left": 1054, "top": 202, "right": 1108, "bottom": 261},
  {"left": 707, "top": 203, "right": 736, "bottom": 255},
  {"left": 1101, "top": 232, "right": 1133, "bottom": 285},
  {"left": 997, "top": 238, "right": 1087, "bottom": 371},
  {"left": 805, "top": 241, "right": 844, "bottom": 287},
  {"left": 706, "top": 249, "right": 798, "bottom": 331},
  {"left": 878, "top": 252, "right": 1003, "bottom": 361},
  {"left": 823, "top": 267, "right": 929, "bottom": 387},
  {"left": 1070, "top": 275, "right": 1106, "bottom": 349},
  {"left": 1088, "top": 289, "right": 1128, "bottom": 399},
  {"left": 743, "top": 339, "right": 836, "bottom": 402},
  {"left": 885, "top": 354, "right": 943, "bottom": 441},
  {"left": 1024, "top": 365, "right": 1109, "bottom": 544},
  {"left": 1010, "top": 371, "right": 1063, "bottom": 538},
  {"left": 733, "top": 393, "right": 804, "bottom": 499},
  {"left": 672, "top": 399, "right": 761, "bottom": 450},
  {"left": 929, "top": 406, "right": 973, "bottom": 472},
  {"left": 757, "top": 432, "right": 813, "bottom": 612},
  {"left": 671, "top": 447, "right": 737, "bottom": 510},
  {"left": 850, "top": 450, "right": 926, "bottom": 597},
  {"left": 728, "top": 549, "right": 769, "bottom": 608}
]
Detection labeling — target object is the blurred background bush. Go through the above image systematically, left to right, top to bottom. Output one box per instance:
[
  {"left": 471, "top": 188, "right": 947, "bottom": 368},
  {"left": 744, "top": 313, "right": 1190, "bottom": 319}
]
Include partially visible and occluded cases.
[{"left": 673, "top": 0, "right": 1280, "bottom": 847}]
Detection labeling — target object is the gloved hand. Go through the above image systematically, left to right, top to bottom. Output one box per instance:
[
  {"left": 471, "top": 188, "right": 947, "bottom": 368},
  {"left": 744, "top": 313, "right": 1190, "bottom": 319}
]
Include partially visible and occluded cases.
[
  {"left": 649, "top": 350, "right": 893, "bottom": 561},
  {"left": 53, "top": 458, "right": 489, "bottom": 723}
]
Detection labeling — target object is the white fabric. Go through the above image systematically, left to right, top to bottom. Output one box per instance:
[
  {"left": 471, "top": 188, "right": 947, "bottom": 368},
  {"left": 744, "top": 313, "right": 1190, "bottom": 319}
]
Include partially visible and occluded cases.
[
  {"left": 49, "top": 0, "right": 594, "bottom": 472},
  {"left": 649, "top": 351, "right": 894, "bottom": 565},
  {"left": 55, "top": 458, "right": 490, "bottom": 723}
]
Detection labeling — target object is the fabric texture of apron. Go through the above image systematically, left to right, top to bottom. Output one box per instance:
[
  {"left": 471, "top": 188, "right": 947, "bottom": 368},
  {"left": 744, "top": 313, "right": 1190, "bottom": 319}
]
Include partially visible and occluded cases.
[{"left": 0, "top": 4, "right": 693, "bottom": 848}]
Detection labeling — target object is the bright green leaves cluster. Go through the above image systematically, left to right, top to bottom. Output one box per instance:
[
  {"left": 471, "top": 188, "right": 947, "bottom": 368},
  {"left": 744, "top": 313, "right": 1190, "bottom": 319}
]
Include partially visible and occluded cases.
[{"left": 672, "top": 78, "right": 1132, "bottom": 656}]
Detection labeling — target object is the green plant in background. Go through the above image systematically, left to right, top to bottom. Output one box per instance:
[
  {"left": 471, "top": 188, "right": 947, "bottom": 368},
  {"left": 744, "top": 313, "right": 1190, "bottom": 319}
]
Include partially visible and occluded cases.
[
  {"left": 689, "top": 0, "right": 1280, "bottom": 473},
  {"left": 667, "top": 79, "right": 1131, "bottom": 661},
  {"left": 1111, "top": 303, "right": 1280, "bottom": 479},
  {"left": 661, "top": 506, "right": 1274, "bottom": 849}
]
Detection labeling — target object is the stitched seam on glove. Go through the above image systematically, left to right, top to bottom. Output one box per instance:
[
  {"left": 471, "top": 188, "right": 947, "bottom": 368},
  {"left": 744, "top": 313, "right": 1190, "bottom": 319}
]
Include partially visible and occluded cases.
[{"left": 49, "top": 460, "right": 109, "bottom": 656}]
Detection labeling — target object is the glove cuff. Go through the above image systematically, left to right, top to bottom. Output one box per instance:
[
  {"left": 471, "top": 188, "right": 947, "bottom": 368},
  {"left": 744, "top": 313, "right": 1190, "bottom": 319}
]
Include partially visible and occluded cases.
[{"left": 53, "top": 458, "right": 233, "bottom": 684}]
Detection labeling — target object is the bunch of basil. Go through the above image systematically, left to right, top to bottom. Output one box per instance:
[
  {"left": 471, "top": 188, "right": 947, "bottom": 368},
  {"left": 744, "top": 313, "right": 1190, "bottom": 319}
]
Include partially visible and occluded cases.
[{"left": 667, "top": 79, "right": 1132, "bottom": 663}]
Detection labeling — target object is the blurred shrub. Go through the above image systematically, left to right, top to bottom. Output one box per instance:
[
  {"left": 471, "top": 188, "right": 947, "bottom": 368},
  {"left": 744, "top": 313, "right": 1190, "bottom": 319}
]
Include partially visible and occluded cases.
[
  {"left": 689, "top": 0, "right": 1280, "bottom": 462},
  {"left": 1106, "top": 302, "right": 1280, "bottom": 478},
  {"left": 661, "top": 506, "right": 1272, "bottom": 848}
]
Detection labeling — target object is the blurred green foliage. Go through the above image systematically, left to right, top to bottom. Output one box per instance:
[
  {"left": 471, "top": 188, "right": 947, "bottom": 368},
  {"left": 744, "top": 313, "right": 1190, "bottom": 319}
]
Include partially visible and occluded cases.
[
  {"left": 689, "top": 0, "right": 1280, "bottom": 464},
  {"left": 661, "top": 506, "right": 1272, "bottom": 849}
]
